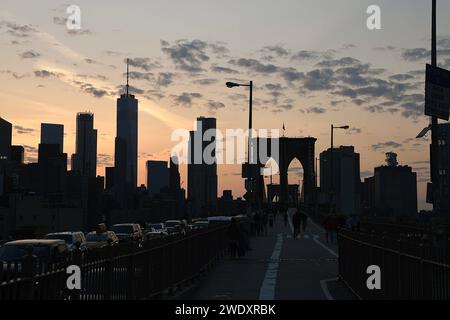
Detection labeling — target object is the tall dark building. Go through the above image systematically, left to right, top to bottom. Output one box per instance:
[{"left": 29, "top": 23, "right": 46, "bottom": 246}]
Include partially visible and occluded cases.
[
  {"left": 114, "top": 62, "right": 138, "bottom": 205},
  {"left": 72, "top": 112, "right": 97, "bottom": 177},
  {"left": 0, "top": 117, "right": 12, "bottom": 161},
  {"left": 188, "top": 117, "right": 217, "bottom": 217},
  {"left": 41, "top": 123, "right": 64, "bottom": 153},
  {"left": 38, "top": 143, "right": 68, "bottom": 200},
  {"left": 11, "top": 146, "right": 24, "bottom": 164},
  {"left": 320, "top": 146, "right": 361, "bottom": 215},
  {"left": 363, "top": 153, "right": 417, "bottom": 217},
  {"left": 169, "top": 155, "right": 181, "bottom": 193},
  {"left": 146, "top": 160, "right": 169, "bottom": 196},
  {"left": 105, "top": 167, "right": 115, "bottom": 191}
]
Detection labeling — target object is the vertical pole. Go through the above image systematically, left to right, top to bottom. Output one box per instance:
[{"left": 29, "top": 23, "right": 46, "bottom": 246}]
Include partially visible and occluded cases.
[
  {"left": 431, "top": 0, "right": 439, "bottom": 213},
  {"left": 248, "top": 81, "right": 253, "bottom": 164},
  {"left": 330, "top": 125, "right": 334, "bottom": 214}
]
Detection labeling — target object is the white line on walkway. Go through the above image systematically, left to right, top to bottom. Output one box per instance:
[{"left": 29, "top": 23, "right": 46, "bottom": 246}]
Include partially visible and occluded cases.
[
  {"left": 259, "top": 233, "right": 283, "bottom": 300},
  {"left": 313, "top": 235, "right": 338, "bottom": 257},
  {"left": 320, "top": 277, "right": 338, "bottom": 300}
]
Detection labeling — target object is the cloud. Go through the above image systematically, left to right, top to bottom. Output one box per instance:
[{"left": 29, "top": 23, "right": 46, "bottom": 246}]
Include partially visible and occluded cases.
[
  {"left": 0, "top": 21, "right": 37, "bottom": 38},
  {"left": 161, "top": 39, "right": 224, "bottom": 73},
  {"left": 260, "top": 45, "right": 290, "bottom": 60},
  {"left": 20, "top": 50, "right": 40, "bottom": 59},
  {"left": 291, "top": 50, "right": 320, "bottom": 61},
  {"left": 127, "top": 57, "right": 161, "bottom": 71},
  {"left": 316, "top": 57, "right": 360, "bottom": 68},
  {"left": 228, "top": 58, "right": 279, "bottom": 74},
  {"left": 210, "top": 64, "right": 239, "bottom": 74},
  {"left": 279, "top": 67, "right": 304, "bottom": 83},
  {"left": 303, "top": 69, "right": 335, "bottom": 91},
  {"left": 0, "top": 70, "right": 29, "bottom": 79},
  {"left": 34, "top": 70, "right": 63, "bottom": 78},
  {"left": 126, "top": 71, "right": 153, "bottom": 81},
  {"left": 156, "top": 72, "right": 174, "bottom": 87},
  {"left": 193, "top": 78, "right": 218, "bottom": 85},
  {"left": 76, "top": 82, "right": 109, "bottom": 98},
  {"left": 171, "top": 92, "right": 203, "bottom": 107},
  {"left": 206, "top": 100, "right": 225, "bottom": 111},
  {"left": 306, "top": 106, "right": 327, "bottom": 114},
  {"left": 14, "top": 125, "right": 36, "bottom": 134},
  {"left": 346, "top": 128, "right": 362, "bottom": 135},
  {"left": 371, "top": 141, "right": 402, "bottom": 151},
  {"left": 97, "top": 154, "right": 113, "bottom": 167}
]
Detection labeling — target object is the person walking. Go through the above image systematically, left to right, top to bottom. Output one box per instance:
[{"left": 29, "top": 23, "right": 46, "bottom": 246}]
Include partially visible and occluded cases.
[
  {"left": 292, "top": 209, "right": 301, "bottom": 239},
  {"left": 283, "top": 210, "right": 288, "bottom": 227},
  {"left": 299, "top": 210, "right": 308, "bottom": 235},
  {"left": 227, "top": 218, "right": 240, "bottom": 258}
]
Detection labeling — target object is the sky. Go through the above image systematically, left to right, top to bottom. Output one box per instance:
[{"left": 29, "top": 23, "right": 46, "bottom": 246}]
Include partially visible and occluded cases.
[{"left": 1, "top": 0, "right": 450, "bottom": 210}]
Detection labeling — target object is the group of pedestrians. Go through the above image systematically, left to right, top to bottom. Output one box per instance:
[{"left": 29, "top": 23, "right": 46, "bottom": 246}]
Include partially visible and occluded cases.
[
  {"left": 291, "top": 208, "right": 308, "bottom": 239},
  {"left": 227, "top": 217, "right": 251, "bottom": 259}
]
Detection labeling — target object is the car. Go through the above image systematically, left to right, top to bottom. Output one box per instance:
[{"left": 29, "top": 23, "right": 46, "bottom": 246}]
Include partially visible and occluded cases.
[
  {"left": 164, "top": 220, "right": 183, "bottom": 234},
  {"left": 191, "top": 220, "right": 209, "bottom": 230},
  {"left": 111, "top": 223, "right": 143, "bottom": 243},
  {"left": 146, "top": 223, "right": 165, "bottom": 233},
  {"left": 144, "top": 230, "right": 169, "bottom": 240},
  {"left": 44, "top": 231, "right": 88, "bottom": 254},
  {"left": 85, "top": 231, "right": 119, "bottom": 250},
  {"left": 0, "top": 239, "right": 69, "bottom": 263}
]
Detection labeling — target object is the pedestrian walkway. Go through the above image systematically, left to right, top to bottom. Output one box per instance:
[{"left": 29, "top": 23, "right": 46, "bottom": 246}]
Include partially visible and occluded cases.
[{"left": 189, "top": 209, "right": 354, "bottom": 300}]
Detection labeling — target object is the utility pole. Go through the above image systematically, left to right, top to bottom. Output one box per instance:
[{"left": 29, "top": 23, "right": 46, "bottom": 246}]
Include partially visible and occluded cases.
[{"left": 430, "top": 0, "right": 440, "bottom": 214}]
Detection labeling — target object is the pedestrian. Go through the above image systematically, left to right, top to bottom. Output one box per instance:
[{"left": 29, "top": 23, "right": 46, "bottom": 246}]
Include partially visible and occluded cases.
[
  {"left": 292, "top": 209, "right": 301, "bottom": 239},
  {"left": 268, "top": 210, "right": 274, "bottom": 228},
  {"left": 283, "top": 210, "right": 288, "bottom": 227},
  {"left": 299, "top": 210, "right": 308, "bottom": 235},
  {"left": 227, "top": 218, "right": 240, "bottom": 258}
]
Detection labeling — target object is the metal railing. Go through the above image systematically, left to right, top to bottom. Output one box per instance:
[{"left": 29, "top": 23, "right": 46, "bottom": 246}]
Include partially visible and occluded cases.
[
  {"left": 0, "top": 224, "right": 230, "bottom": 300},
  {"left": 338, "top": 228, "right": 450, "bottom": 300}
]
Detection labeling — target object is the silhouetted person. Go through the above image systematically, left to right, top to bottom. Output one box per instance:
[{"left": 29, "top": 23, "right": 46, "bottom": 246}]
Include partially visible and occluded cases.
[
  {"left": 292, "top": 209, "right": 301, "bottom": 239},
  {"left": 284, "top": 210, "right": 288, "bottom": 227},
  {"left": 299, "top": 210, "right": 308, "bottom": 235},
  {"left": 228, "top": 218, "right": 242, "bottom": 258}
]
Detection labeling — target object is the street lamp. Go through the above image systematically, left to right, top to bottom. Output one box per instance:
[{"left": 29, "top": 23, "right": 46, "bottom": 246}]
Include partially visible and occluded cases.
[
  {"left": 226, "top": 80, "right": 255, "bottom": 207},
  {"left": 225, "top": 81, "right": 253, "bottom": 162},
  {"left": 329, "top": 124, "right": 350, "bottom": 214}
]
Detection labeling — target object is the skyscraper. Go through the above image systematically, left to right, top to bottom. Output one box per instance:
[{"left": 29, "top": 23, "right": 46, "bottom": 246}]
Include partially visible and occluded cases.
[
  {"left": 114, "top": 60, "right": 138, "bottom": 203},
  {"left": 72, "top": 112, "right": 97, "bottom": 177},
  {"left": 0, "top": 117, "right": 12, "bottom": 161},
  {"left": 188, "top": 117, "right": 217, "bottom": 217},
  {"left": 41, "top": 123, "right": 64, "bottom": 153},
  {"left": 320, "top": 146, "right": 361, "bottom": 215},
  {"left": 363, "top": 153, "right": 417, "bottom": 217},
  {"left": 146, "top": 160, "right": 169, "bottom": 196}
]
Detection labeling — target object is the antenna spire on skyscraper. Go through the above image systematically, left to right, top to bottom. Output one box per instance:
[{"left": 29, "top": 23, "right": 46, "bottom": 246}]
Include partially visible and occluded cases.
[{"left": 126, "top": 58, "right": 129, "bottom": 96}]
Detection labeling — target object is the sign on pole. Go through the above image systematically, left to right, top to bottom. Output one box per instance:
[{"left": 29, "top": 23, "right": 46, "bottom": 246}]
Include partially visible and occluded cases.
[{"left": 425, "top": 64, "right": 450, "bottom": 120}]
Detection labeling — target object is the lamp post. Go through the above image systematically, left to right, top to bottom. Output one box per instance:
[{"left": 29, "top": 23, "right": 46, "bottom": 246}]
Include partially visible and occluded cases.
[
  {"left": 226, "top": 81, "right": 255, "bottom": 206},
  {"left": 226, "top": 81, "right": 253, "bottom": 163},
  {"left": 330, "top": 124, "right": 349, "bottom": 214}
]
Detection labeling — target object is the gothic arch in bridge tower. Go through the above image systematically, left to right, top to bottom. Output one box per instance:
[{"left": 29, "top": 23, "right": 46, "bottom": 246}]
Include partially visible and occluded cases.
[{"left": 257, "top": 137, "right": 317, "bottom": 206}]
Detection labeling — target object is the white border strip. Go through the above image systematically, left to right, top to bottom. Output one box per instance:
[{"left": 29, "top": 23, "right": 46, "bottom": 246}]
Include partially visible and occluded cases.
[{"left": 259, "top": 233, "right": 283, "bottom": 300}]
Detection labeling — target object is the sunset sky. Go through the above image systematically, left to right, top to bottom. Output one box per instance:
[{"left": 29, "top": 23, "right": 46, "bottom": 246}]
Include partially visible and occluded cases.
[{"left": 2, "top": 0, "right": 450, "bottom": 210}]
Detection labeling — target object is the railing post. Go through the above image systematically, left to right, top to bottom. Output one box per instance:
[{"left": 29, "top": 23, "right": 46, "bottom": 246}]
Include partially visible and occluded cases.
[
  {"left": 397, "top": 239, "right": 402, "bottom": 299},
  {"left": 126, "top": 244, "right": 136, "bottom": 300},
  {"left": 104, "top": 246, "right": 113, "bottom": 300},
  {"left": 69, "top": 250, "right": 82, "bottom": 300},
  {"left": 21, "top": 253, "right": 37, "bottom": 300}
]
